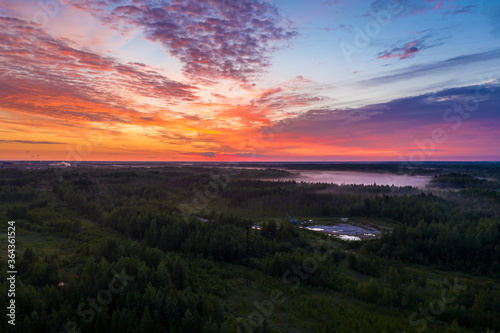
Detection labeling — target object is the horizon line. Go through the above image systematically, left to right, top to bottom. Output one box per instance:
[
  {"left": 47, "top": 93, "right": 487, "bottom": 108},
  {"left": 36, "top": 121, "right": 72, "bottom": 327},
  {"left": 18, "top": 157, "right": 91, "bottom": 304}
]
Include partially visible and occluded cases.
[{"left": 2, "top": 160, "right": 500, "bottom": 163}]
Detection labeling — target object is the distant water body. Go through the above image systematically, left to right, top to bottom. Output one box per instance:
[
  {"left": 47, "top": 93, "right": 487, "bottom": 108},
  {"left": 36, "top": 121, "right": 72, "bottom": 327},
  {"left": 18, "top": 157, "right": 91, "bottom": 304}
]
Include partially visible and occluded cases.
[{"left": 274, "top": 170, "right": 431, "bottom": 188}]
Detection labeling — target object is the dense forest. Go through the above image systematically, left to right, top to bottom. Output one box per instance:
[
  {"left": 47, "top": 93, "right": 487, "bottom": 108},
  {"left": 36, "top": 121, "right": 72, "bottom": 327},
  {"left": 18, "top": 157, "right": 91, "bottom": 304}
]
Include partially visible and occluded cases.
[{"left": 0, "top": 164, "right": 499, "bottom": 332}]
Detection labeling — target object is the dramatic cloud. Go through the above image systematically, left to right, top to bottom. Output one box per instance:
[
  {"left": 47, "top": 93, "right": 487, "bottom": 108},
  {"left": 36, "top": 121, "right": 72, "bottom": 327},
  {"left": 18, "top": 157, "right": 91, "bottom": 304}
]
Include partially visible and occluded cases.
[
  {"left": 0, "top": 0, "right": 497, "bottom": 161},
  {"left": 66, "top": 0, "right": 297, "bottom": 83},
  {"left": 0, "top": 16, "right": 197, "bottom": 124},
  {"left": 262, "top": 82, "right": 500, "bottom": 159},
  {"left": 365, "top": 82, "right": 500, "bottom": 124}
]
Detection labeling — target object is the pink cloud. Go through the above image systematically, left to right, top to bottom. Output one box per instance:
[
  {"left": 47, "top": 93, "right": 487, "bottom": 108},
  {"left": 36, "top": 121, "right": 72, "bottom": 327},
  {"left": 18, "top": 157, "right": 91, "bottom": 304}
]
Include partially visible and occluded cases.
[
  {"left": 66, "top": 0, "right": 297, "bottom": 83},
  {"left": 0, "top": 16, "right": 197, "bottom": 125},
  {"left": 377, "top": 34, "right": 448, "bottom": 61},
  {"left": 378, "top": 40, "right": 420, "bottom": 60}
]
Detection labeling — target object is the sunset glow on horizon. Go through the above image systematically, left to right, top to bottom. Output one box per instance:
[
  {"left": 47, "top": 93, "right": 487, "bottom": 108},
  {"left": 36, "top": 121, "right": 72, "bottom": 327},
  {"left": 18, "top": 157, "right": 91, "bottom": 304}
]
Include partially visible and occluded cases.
[{"left": 1, "top": 0, "right": 499, "bottom": 162}]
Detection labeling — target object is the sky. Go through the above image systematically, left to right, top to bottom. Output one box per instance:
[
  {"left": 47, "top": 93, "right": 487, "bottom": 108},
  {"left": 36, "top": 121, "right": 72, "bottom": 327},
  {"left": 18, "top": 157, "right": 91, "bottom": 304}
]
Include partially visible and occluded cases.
[{"left": 0, "top": 0, "right": 499, "bottom": 162}]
